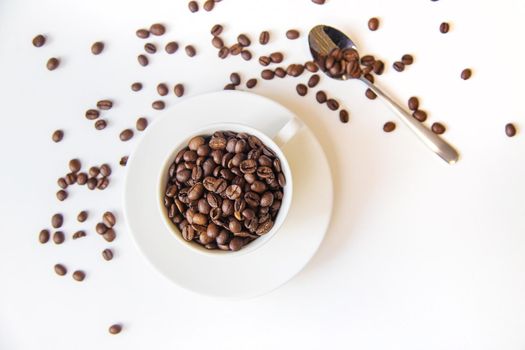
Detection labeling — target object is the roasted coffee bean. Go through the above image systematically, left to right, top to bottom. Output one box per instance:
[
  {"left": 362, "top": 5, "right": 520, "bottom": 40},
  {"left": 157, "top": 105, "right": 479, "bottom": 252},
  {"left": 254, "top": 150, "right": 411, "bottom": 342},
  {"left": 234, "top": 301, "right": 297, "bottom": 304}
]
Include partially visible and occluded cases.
[
  {"left": 203, "top": 0, "right": 214, "bottom": 11},
  {"left": 311, "top": 0, "right": 326, "bottom": 4},
  {"left": 188, "top": 1, "right": 199, "bottom": 12},
  {"left": 368, "top": 17, "right": 380, "bottom": 31},
  {"left": 440, "top": 22, "right": 450, "bottom": 33},
  {"left": 150, "top": 23, "right": 165, "bottom": 36},
  {"left": 211, "top": 24, "right": 223, "bottom": 36},
  {"left": 136, "top": 29, "right": 150, "bottom": 38},
  {"left": 286, "top": 29, "right": 300, "bottom": 40},
  {"left": 259, "top": 31, "right": 270, "bottom": 45},
  {"left": 32, "top": 34, "right": 46, "bottom": 47},
  {"left": 237, "top": 34, "right": 251, "bottom": 47},
  {"left": 212, "top": 36, "right": 223, "bottom": 49},
  {"left": 91, "top": 41, "right": 104, "bottom": 55},
  {"left": 165, "top": 41, "right": 179, "bottom": 54},
  {"left": 144, "top": 43, "right": 156, "bottom": 54},
  {"left": 230, "top": 43, "right": 242, "bottom": 55},
  {"left": 185, "top": 45, "right": 196, "bottom": 57},
  {"left": 218, "top": 47, "right": 229, "bottom": 59},
  {"left": 241, "top": 50, "right": 252, "bottom": 61},
  {"left": 270, "top": 52, "right": 283, "bottom": 63},
  {"left": 138, "top": 54, "right": 148, "bottom": 66},
  {"left": 401, "top": 54, "right": 414, "bottom": 65},
  {"left": 360, "top": 55, "right": 374, "bottom": 66},
  {"left": 259, "top": 56, "right": 271, "bottom": 66},
  {"left": 45, "top": 57, "right": 60, "bottom": 71},
  {"left": 393, "top": 61, "right": 405, "bottom": 72},
  {"left": 287, "top": 64, "right": 304, "bottom": 77},
  {"left": 273, "top": 67, "right": 286, "bottom": 78},
  {"left": 461, "top": 68, "right": 472, "bottom": 80},
  {"left": 261, "top": 69, "right": 274, "bottom": 80},
  {"left": 230, "top": 73, "right": 241, "bottom": 86},
  {"left": 307, "top": 74, "right": 320, "bottom": 88},
  {"left": 246, "top": 78, "right": 257, "bottom": 89},
  {"left": 131, "top": 82, "right": 143, "bottom": 92},
  {"left": 156, "top": 83, "right": 168, "bottom": 96},
  {"left": 174, "top": 84, "right": 184, "bottom": 97},
  {"left": 224, "top": 84, "right": 235, "bottom": 90},
  {"left": 296, "top": 84, "right": 308, "bottom": 96},
  {"left": 365, "top": 88, "right": 377, "bottom": 100},
  {"left": 316, "top": 90, "right": 327, "bottom": 104},
  {"left": 408, "top": 97, "right": 419, "bottom": 111},
  {"left": 327, "top": 98, "right": 340, "bottom": 110},
  {"left": 97, "top": 100, "right": 112, "bottom": 110},
  {"left": 152, "top": 100, "right": 165, "bottom": 110},
  {"left": 85, "top": 109, "right": 100, "bottom": 120},
  {"left": 339, "top": 109, "right": 349, "bottom": 123},
  {"left": 412, "top": 110, "right": 427, "bottom": 122},
  {"left": 136, "top": 117, "right": 148, "bottom": 131},
  {"left": 383, "top": 121, "right": 396, "bottom": 133},
  {"left": 431, "top": 122, "right": 446, "bottom": 134},
  {"left": 505, "top": 123, "right": 517, "bottom": 137},
  {"left": 119, "top": 129, "right": 134, "bottom": 142},
  {"left": 52, "top": 130, "right": 64, "bottom": 143},
  {"left": 189, "top": 136, "right": 205, "bottom": 151},
  {"left": 119, "top": 156, "right": 128, "bottom": 166},
  {"left": 69, "top": 159, "right": 81, "bottom": 173},
  {"left": 89, "top": 166, "right": 100, "bottom": 177},
  {"left": 77, "top": 172, "right": 87, "bottom": 185},
  {"left": 65, "top": 173, "right": 76, "bottom": 185},
  {"left": 57, "top": 177, "right": 67, "bottom": 189},
  {"left": 87, "top": 177, "right": 97, "bottom": 189},
  {"left": 251, "top": 181, "right": 267, "bottom": 193},
  {"left": 188, "top": 183, "right": 205, "bottom": 201},
  {"left": 56, "top": 190, "right": 68, "bottom": 201},
  {"left": 260, "top": 192, "right": 274, "bottom": 207},
  {"left": 77, "top": 211, "right": 88, "bottom": 222},
  {"left": 103, "top": 211, "right": 116, "bottom": 227},
  {"left": 193, "top": 213, "right": 208, "bottom": 226},
  {"left": 52, "top": 214, "right": 65, "bottom": 230},
  {"left": 256, "top": 220, "right": 273, "bottom": 235},
  {"left": 96, "top": 222, "right": 108, "bottom": 235},
  {"left": 39, "top": 229, "right": 50, "bottom": 243},
  {"left": 103, "top": 229, "right": 116, "bottom": 242},
  {"left": 53, "top": 231, "right": 65, "bottom": 244},
  {"left": 72, "top": 231, "right": 86, "bottom": 239},
  {"left": 229, "top": 237, "right": 244, "bottom": 251},
  {"left": 102, "top": 248, "right": 113, "bottom": 261},
  {"left": 54, "top": 264, "right": 67, "bottom": 276},
  {"left": 72, "top": 270, "right": 85, "bottom": 281},
  {"left": 109, "top": 324, "right": 122, "bottom": 335}
]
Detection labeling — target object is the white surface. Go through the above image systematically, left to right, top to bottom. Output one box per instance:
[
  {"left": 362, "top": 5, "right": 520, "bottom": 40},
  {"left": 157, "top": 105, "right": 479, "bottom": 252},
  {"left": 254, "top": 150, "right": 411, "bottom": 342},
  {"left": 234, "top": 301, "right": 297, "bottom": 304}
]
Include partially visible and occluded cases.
[
  {"left": 0, "top": 0, "right": 524, "bottom": 349},
  {"left": 124, "top": 91, "right": 331, "bottom": 296}
]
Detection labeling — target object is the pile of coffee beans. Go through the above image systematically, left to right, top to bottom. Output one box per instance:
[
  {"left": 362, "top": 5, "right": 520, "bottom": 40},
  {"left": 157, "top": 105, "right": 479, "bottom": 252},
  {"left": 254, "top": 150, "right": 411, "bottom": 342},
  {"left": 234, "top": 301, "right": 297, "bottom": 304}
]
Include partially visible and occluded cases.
[
  {"left": 163, "top": 131, "right": 286, "bottom": 251},
  {"left": 56, "top": 160, "right": 112, "bottom": 200}
]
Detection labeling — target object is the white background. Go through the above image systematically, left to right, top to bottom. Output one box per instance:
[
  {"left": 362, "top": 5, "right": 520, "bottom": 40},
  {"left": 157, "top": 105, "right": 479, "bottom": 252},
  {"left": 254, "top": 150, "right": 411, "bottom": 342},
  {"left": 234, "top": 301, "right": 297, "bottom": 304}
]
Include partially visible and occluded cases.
[{"left": 1, "top": 0, "right": 524, "bottom": 349}]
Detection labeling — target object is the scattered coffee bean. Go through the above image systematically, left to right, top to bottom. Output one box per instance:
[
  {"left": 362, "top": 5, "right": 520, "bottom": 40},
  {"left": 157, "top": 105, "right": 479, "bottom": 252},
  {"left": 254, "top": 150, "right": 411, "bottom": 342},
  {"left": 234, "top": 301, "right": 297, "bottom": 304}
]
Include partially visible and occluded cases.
[
  {"left": 203, "top": 0, "right": 214, "bottom": 11},
  {"left": 368, "top": 17, "right": 380, "bottom": 31},
  {"left": 440, "top": 22, "right": 450, "bottom": 33},
  {"left": 150, "top": 23, "right": 165, "bottom": 36},
  {"left": 211, "top": 24, "right": 223, "bottom": 36},
  {"left": 136, "top": 29, "right": 150, "bottom": 39},
  {"left": 286, "top": 29, "right": 300, "bottom": 40},
  {"left": 259, "top": 31, "right": 270, "bottom": 45},
  {"left": 32, "top": 34, "right": 46, "bottom": 47},
  {"left": 237, "top": 34, "right": 251, "bottom": 47},
  {"left": 212, "top": 36, "right": 224, "bottom": 49},
  {"left": 91, "top": 41, "right": 104, "bottom": 55},
  {"left": 165, "top": 41, "right": 179, "bottom": 54},
  {"left": 144, "top": 43, "right": 157, "bottom": 54},
  {"left": 230, "top": 43, "right": 242, "bottom": 55},
  {"left": 185, "top": 45, "right": 196, "bottom": 57},
  {"left": 218, "top": 47, "right": 229, "bottom": 59},
  {"left": 241, "top": 50, "right": 252, "bottom": 61},
  {"left": 270, "top": 52, "right": 283, "bottom": 63},
  {"left": 138, "top": 54, "right": 148, "bottom": 66},
  {"left": 401, "top": 54, "right": 414, "bottom": 65},
  {"left": 259, "top": 56, "right": 271, "bottom": 66},
  {"left": 46, "top": 57, "right": 59, "bottom": 71},
  {"left": 373, "top": 60, "right": 385, "bottom": 75},
  {"left": 305, "top": 61, "right": 319, "bottom": 73},
  {"left": 393, "top": 61, "right": 405, "bottom": 72},
  {"left": 286, "top": 64, "right": 304, "bottom": 77},
  {"left": 274, "top": 67, "right": 286, "bottom": 78},
  {"left": 461, "top": 68, "right": 472, "bottom": 80},
  {"left": 261, "top": 69, "right": 275, "bottom": 80},
  {"left": 230, "top": 73, "right": 241, "bottom": 86},
  {"left": 307, "top": 74, "right": 320, "bottom": 88},
  {"left": 246, "top": 78, "right": 257, "bottom": 89},
  {"left": 131, "top": 82, "right": 142, "bottom": 91},
  {"left": 157, "top": 83, "right": 168, "bottom": 96},
  {"left": 174, "top": 84, "right": 184, "bottom": 97},
  {"left": 224, "top": 84, "right": 235, "bottom": 90},
  {"left": 296, "top": 84, "right": 308, "bottom": 96},
  {"left": 365, "top": 88, "right": 377, "bottom": 100},
  {"left": 316, "top": 90, "right": 327, "bottom": 103},
  {"left": 408, "top": 97, "right": 419, "bottom": 111},
  {"left": 327, "top": 98, "right": 339, "bottom": 111},
  {"left": 97, "top": 100, "right": 113, "bottom": 110},
  {"left": 152, "top": 100, "right": 165, "bottom": 110},
  {"left": 85, "top": 109, "right": 100, "bottom": 120},
  {"left": 339, "top": 109, "right": 349, "bottom": 123},
  {"left": 412, "top": 110, "right": 427, "bottom": 122},
  {"left": 136, "top": 117, "right": 148, "bottom": 131},
  {"left": 95, "top": 119, "right": 107, "bottom": 130},
  {"left": 383, "top": 121, "right": 396, "bottom": 132},
  {"left": 431, "top": 122, "right": 446, "bottom": 134},
  {"left": 505, "top": 123, "right": 517, "bottom": 137},
  {"left": 119, "top": 129, "right": 134, "bottom": 142},
  {"left": 52, "top": 130, "right": 64, "bottom": 143},
  {"left": 120, "top": 156, "right": 128, "bottom": 166},
  {"left": 68, "top": 159, "right": 80, "bottom": 173},
  {"left": 100, "top": 164, "right": 111, "bottom": 177},
  {"left": 89, "top": 166, "right": 100, "bottom": 177},
  {"left": 77, "top": 173, "right": 87, "bottom": 185},
  {"left": 57, "top": 177, "right": 67, "bottom": 189},
  {"left": 87, "top": 177, "right": 97, "bottom": 190},
  {"left": 97, "top": 177, "right": 109, "bottom": 190},
  {"left": 56, "top": 190, "right": 68, "bottom": 201},
  {"left": 77, "top": 211, "right": 88, "bottom": 222},
  {"left": 103, "top": 211, "right": 116, "bottom": 228},
  {"left": 96, "top": 222, "right": 108, "bottom": 234},
  {"left": 39, "top": 229, "right": 50, "bottom": 244},
  {"left": 103, "top": 229, "right": 116, "bottom": 242},
  {"left": 53, "top": 231, "right": 65, "bottom": 244},
  {"left": 72, "top": 231, "right": 86, "bottom": 239},
  {"left": 102, "top": 248, "right": 114, "bottom": 261},
  {"left": 54, "top": 264, "right": 67, "bottom": 276},
  {"left": 72, "top": 270, "right": 85, "bottom": 282},
  {"left": 109, "top": 324, "right": 122, "bottom": 335}
]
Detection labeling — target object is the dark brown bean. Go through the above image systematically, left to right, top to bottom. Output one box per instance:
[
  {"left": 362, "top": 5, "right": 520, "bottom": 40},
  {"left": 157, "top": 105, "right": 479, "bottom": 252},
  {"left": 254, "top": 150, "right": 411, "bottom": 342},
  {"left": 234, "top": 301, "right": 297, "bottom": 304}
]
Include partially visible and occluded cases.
[
  {"left": 203, "top": 0, "right": 214, "bottom": 11},
  {"left": 188, "top": 1, "right": 199, "bottom": 12},
  {"left": 368, "top": 17, "right": 380, "bottom": 31},
  {"left": 440, "top": 22, "right": 450, "bottom": 33},
  {"left": 150, "top": 23, "right": 166, "bottom": 36},
  {"left": 211, "top": 24, "right": 223, "bottom": 36},
  {"left": 136, "top": 29, "right": 150, "bottom": 39},
  {"left": 286, "top": 29, "right": 300, "bottom": 40},
  {"left": 259, "top": 31, "right": 270, "bottom": 45},
  {"left": 32, "top": 34, "right": 46, "bottom": 47},
  {"left": 237, "top": 34, "right": 251, "bottom": 47},
  {"left": 212, "top": 36, "right": 223, "bottom": 49},
  {"left": 91, "top": 41, "right": 104, "bottom": 55},
  {"left": 165, "top": 41, "right": 179, "bottom": 54},
  {"left": 144, "top": 43, "right": 156, "bottom": 54},
  {"left": 230, "top": 43, "right": 242, "bottom": 55},
  {"left": 185, "top": 45, "right": 196, "bottom": 57},
  {"left": 218, "top": 46, "right": 229, "bottom": 59},
  {"left": 241, "top": 50, "right": 252, "bottom": 61},
  {"left": 270, "top": 52, "right": 283, "bottom": 63},
  {"left": 138, "top": 54, "right": 148, "bottom": 66},
  {"left": 401, "top": 54, "right": 414, "bottom": 65},
  {"left": 259, "top": 56, "right": 271, "bottom": 66},
  {"left": 46, "top": 57, "right": 59, "bottom": 70},
  {"left": 305, "top": 61, "right": 319, "bottom": 73},
  {"left": 393, "top": 61, "right": 405, "bottom": 72},
  {"left": 274, "top": 67, "right": 286, "bottom": 78},
  {"left": 461, "top": 68, "right": 472, "bottom": 80},
  {"left": 261, "top": 69, "right": 275, "bottom": 80},
  {"left": 230, "top": 73, "right": 241, "bottom": 86},
  {"left": 307, "top": 74, "right": 320, "bottom": 88},
  {"left": 246, "top": 78, "right": 257, "bottom": 89},
  {"left": 131, "top": 82, "right": 143, "bottom": 91},
  {"left": 157, "top": 83, "right": 168, "bottom": 96},
  {"left": 174, "top": 84, "right": 184, "bottom": 97},
  {"left": 296, "top": 84, "right": 308, "bottom": 96},
  {"left": 365, "top": 88, "right": 377, "bottom": 100},
  {"left": 316, "top": 90, "right": 327, "bottom": 104},
  {"left": 408, "top": 97, "right": 419, "bottom": 111},
  {"left": 327, "top": 98, "right": 339, "bottom": 110},
  {"left": 97, "top": 99, "right": 113, "bottom": 110},
  {"left": 152, "top": 100, "right": 165, "bottom": 110},
  {"left": 85, "top": 109, "right": 100, "bottom": 120},
  {"left": 339, "top": 109, "right": 349, "bottom": 123},
  {"left": 412, "top": 110, "right": 427, "bottom": 122},
  {"left": 136, "top": 117, "right": 148, "bottom": 131},
  {"left": 95, "top": 119, "right": 107, "bottom": 130},
  {"left": 383, "top": 121, "right": 396, "bottom": 132},
  {"left": 431, "top": 122, "right": 446, "bottom": 134},
  {"left": 505, "top": 123, "right": 517, "bottom": 137},
  {"left": 119, "top": 129, "right": 134, "bottom": 142},
  {"left": 52, "top": 130, "right": 64, "bottom": 143},
  {"left": 120, "top": 156, "right": 128, "bottom": 166},
  {"left": 89, "top": 166, "right": 100, "bottom": 177},
  {"left": 77, "top": 173, "right": 87, "bottom": 185},
  {"left": 57, "top": 177, "right": 67, "bottom": 189},
  {"left": 97, "top": 177, "right": 109, "bottom": 190},
  {"left": 56, "top": 190, "right": 68, "bottom": 201},
  {"left": 77, "top": 211, "right": 88, "bottom": 222},
  {"left": 103, "top": 212, "right": 116, "bottom": 227},
  {"left": 39, "top": 229, "right": 50, "bottom": 243},
  {"left": 103, "top": 229, "right": 116, "bottom": 242},
  {"left": 53, "top": 231, "right": 65, "bottom": 244},
  {"left": 72, "top": 231, "right": 86, "bottom": 239},
  {"left": 229, "top": 237, "right": 244, "bottom": 251},
  {"left": 102, "top": 248, "right": 114, "bottom": 261},
  {"left": 54, "top": 264, "right": 67, "bottom": 276},
  {"left": 72, "top": 270, "right": 85, "bottom": 282},
  {"left": 109, "top": 324, "right": 122, "bottom": 335}
]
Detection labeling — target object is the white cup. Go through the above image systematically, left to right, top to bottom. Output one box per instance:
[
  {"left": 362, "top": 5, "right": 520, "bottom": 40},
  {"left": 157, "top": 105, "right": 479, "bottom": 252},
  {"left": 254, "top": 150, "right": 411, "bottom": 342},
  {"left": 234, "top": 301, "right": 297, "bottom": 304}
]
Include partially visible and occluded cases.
[{"left": 157, "top": 119, "right": 303, "bottom": 257}]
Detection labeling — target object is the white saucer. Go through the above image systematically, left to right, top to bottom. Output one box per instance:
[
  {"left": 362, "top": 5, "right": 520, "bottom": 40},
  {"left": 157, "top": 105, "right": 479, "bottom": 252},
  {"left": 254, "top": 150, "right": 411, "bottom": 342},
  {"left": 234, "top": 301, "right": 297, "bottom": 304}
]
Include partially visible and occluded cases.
[{"left": 123, "top": 91, "right": 333, "bottom": 298}]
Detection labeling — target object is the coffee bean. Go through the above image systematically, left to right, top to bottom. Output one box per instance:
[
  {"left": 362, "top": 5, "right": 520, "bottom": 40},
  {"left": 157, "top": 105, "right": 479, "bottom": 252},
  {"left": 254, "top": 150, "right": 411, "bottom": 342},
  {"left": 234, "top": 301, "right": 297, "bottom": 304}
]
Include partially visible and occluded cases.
[
  {"left": 203, "top": 0, "right": 214, "bottom": 11},
  {"left": 311, "top": 0, "right": 325, "bottom": 4},
  {"left": 188, "top": 1, "right": 199, "bottom": 12},
  {"left": 368, "top": 17, "right": 380, "bottom": 31},
  {"left": 440, "top": 22, "right": 450, "bottom": 33},
  {"left": 150, "top": 23, "right": 165, "bottom": 36},
  {"left": 211, "top": 24, "right": 223, "bottom": 36},
  {"left": 136, "top": 29, "right": 150, "bottom": 39},
  {"left": 286, "top": 29, "right": 300, "bottom": 40},
  {"left": 259, "top": 31, "right": 270, "bottom": 45},
  {"left": 32, "top": 34, "right": 46, "bottom": 47},
  {"left": 237, "top": 34, "right": 251, "bottom": 47},
  {"left": 212, "top": 36, "right": 223, "bottom": 49},
  {"left": 91, "top": 41, "right": 104, "bottom": 55},
  {"left": 164, "top": 42, "right": 179, "bottom": 55},
  {"left": 144, "top": 43, "right": 156, "bottom": 54},
  {"left": 230, "top": 43, "right": 242, "bottom": 55},
  {"left": 185, "top": 45, "right": 196, "bottom": 57},
  {"left": 218, "top": 47, "right": 229, "bottom": 59},
  {"left": 241, "top": 50, "right": 252, "bottom": 61},
  {"left": 270, "top": 52, "right": 283, "bottom": 63},
  {"left": 138, "top": 54, "right": 148, "bottom": 66},
  {"left": 401, "top": 54, "right": 414, "bottom": 65},
  {"left": 360, "top": 55, "right": 375, "bottom": 66},
  {"left": 259, "top": 56, "right": 271, "bottom": 66},
  {"left": 46, "top": 57, "right": 59, "bottom": 71},
  {"left": 372, "top": 60, "right": 385, "bottom": 75},
  {"left": 305, "top": 61, "right": 319, "bottom": 73},
  {"left": 393, "top": 61, "right": 405, "bottom": 72},
  {"left": 287, "top": 64, "right": 304, "bottom": 77},
  {"left": 274, "top": 67, "right": 287, "bottom": 78},
  {"left": 461, "top": 68, "right": 472, "bottom": 80},
  {"left": 261, "top": 69, "right": 275, "bottom": 80},
  {"left": 230, "top": 73, "right": 241, "bottom": 86},
  {"left": 307, "top": 74, "right": 320, "bottom": 88},
  {"left": 246, "top": 78, "right": 257, "bottom": 89},
  {"left": 131, "top": 82, "right": 143, "bottom": 91},
  {"left": 156, "top": 83, "right": 168, "bottom": 96},
  {"left": 174, "top": 84, "right": 184, "bottom": 97},
  {"left": 296, "top": 84, "right": 308, "bottom": 96},
  {"left": 365, "top": 88, "right": 377, "bottom": 100},
  {"left": 316, "top": 90, "right": 327, "bottom": 104},
  {"left": 408, "top": 97, "right": 419, "bottom": 111},
  {"left": 327, "top": 98, "right": 339, "bottom": 110},
  {"left": 97, "top": 100, "right": 113, "bottom": 110},
  {"left": 152, "top": 100, "right": 165, "bottom": 110},
  {"left": 85, "top": 109, "right": 100, "bottom": 120},
  {"left": 339, "top": 109, "right": 349, "bottom": 123},
  {"left": 412, "top": 110, "right": 427, "bottom": 122},
  {"left": 136, "top": 117, "right": 148, "bottom": 131},
  {"left": 94, "top": 119, "right": 107, "bottom": 130},
  {"left": 383, "top": 121, "right": 396, "bottom": 132},
  {"left": 431, "top": 122, "right": 446, "bottom": 134},
  {"left": 505, "top": 123, "right": 517, "bottom": 137},
  {"left": 119, "top": 129, "right": 134, "bottom": 142},
  {"left": 52, "top": 130, "right": 64, "bottom": 143},
  {"left": 120, "top": 156, "right": 128, "bottom": 166},
  {"left": 67, "top": 159, "right": 80, "bottom": 173},
  {"left": 89, "top": 166, "right": 100, "bottom": 177},
  {"left": 77, "top": 173, "right": 87, "bottom": 185},
  {"left": 57, "top": 177, "right": 67, "bottom": 189},
  {"left": 87, "top": 177, "right": 97, "bottom": 190},
  {"left": 97, "top": 177, "right": 109, "bottom": 190},
  {"left": 56, "top": 190, "right": 68, "bottom": 201},
  {"left": 77, "top": 211, "right": 88, "bottom": 223},
  {"left": 103, "top": 211, "right": 116, "bottom": 227},
  {"left": 96, "top": 222, "right": 108, "bottom": 235},
  {"left": 39, "top": 229, "right": 50, "bottom": 243},
  {"left": 103, "top": 229, "right": 116, "bottom": 242},
  {"left": 53, "top": 231, "right": 65, "bottom": 244},
  {"left": 72, "top": 231, "right": 86, "bottom": 239},
  {"left": 229, "top": 237, "right": 244, "bottom": 251},
  {"left": 102, "top": 248, "right": 114, "bottom": 261},
  {"left": 54, "top": 264, "right": 67, "bottom": 276},
  {"left": 72, "top": 270, "right": 85, "bottom": 282},
  {"left": 109, "top": 324, "right": 122, "bottom": 335}
]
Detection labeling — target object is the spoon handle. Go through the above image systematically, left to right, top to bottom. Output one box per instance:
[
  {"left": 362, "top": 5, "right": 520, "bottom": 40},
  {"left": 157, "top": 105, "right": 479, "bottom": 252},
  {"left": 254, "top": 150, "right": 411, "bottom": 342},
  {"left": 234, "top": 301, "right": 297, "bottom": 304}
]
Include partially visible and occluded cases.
[{"left": 360, "top": 77, "right": 460, "bottom": 164}]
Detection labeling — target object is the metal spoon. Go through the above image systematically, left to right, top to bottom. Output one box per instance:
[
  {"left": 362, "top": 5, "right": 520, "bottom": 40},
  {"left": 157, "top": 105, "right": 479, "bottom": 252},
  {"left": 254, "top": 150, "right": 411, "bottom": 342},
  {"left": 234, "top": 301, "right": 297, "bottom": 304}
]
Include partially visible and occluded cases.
[{"left": 308, "top": 24, "right": 459, "bottom": 164}]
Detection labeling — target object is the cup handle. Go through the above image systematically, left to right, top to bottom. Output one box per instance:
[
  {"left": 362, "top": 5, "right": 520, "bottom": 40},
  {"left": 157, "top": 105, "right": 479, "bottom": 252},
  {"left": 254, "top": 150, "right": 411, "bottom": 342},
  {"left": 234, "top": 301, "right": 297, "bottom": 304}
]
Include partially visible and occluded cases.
[{"left": 273, "top": 118, "right": 304, "bottom": 148}]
